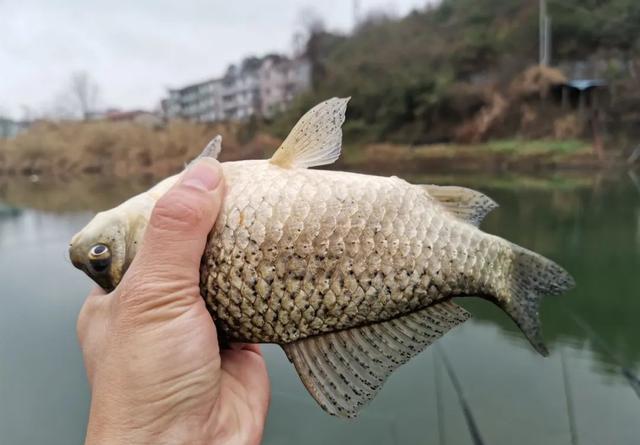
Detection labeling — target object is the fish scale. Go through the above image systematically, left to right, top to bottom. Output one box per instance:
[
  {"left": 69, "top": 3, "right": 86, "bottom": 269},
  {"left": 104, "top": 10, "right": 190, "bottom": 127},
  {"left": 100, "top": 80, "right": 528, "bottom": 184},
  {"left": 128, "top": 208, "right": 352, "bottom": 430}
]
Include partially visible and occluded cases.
[{"left": 200, "top": 161, "right": 489, "bottom": 344}]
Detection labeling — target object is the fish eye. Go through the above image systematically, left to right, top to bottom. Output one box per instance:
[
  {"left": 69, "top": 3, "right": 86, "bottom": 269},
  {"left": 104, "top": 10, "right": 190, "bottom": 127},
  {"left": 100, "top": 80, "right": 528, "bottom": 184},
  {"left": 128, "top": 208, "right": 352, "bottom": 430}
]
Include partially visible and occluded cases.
[
  {"left": 88, "top": 244, "right": 111, "bottom": 274},
  {"left": 89, "top": 244, "right": 110, "bottom": 259}
]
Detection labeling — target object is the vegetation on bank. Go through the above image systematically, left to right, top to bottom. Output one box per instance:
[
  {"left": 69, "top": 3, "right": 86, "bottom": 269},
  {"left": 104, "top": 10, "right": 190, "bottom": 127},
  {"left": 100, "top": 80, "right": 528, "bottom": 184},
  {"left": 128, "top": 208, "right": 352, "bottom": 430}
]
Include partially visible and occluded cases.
[
  {"left": 270, "top": 0, "right": 640, "bottom": 146},
  {"left": 0, "top": 117, "right": 603, "bottom": 178},
  {"left": 0, "top": 120, "right": 278, "bottom": 178},
  {"left": 337, "top": 138, "right": 601, "bottom": 176}
]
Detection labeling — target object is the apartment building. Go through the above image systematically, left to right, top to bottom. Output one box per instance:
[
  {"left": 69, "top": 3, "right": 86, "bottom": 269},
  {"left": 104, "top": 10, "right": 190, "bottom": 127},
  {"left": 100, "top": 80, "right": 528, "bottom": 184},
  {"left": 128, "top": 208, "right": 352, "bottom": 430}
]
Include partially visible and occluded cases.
[
  {"left": 162, "top": 55, "right": 311, "bottom": 122},
  {"left": 259, "top": 55, "right": 312, "bottom": 117},
  {"left": 221, "top": 58, "right": 262, "bottom": 120},
  {"left": 163, "top": 77, "right": 224, "bottom": 122}
]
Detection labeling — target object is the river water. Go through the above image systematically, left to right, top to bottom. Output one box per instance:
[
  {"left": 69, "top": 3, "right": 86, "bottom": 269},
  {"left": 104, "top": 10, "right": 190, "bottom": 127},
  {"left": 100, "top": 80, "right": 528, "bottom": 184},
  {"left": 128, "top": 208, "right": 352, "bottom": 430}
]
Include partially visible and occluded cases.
[{"left": 1, "top": 169, "right": 639, "bottom": 445}]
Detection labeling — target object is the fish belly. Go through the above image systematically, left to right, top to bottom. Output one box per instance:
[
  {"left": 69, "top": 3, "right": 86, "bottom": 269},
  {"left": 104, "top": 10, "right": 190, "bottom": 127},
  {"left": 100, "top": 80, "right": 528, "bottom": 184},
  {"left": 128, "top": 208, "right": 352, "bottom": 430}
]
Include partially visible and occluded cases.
[{"left": 199, "top": 161, "right": 501, "bottom": 343}]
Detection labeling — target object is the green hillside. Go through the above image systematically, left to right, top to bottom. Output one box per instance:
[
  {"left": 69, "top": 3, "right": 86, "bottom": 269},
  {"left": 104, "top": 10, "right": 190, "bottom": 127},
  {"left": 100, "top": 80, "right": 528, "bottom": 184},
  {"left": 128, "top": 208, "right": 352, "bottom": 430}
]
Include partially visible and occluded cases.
[{"left": 272, "top": 0, "right": 640, "bottom": 145}]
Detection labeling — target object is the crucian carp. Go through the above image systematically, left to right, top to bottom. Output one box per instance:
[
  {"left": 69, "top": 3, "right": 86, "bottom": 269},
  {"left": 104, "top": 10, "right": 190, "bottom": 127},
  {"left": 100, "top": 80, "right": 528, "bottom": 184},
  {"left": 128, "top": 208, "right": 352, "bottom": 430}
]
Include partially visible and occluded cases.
[{"left": 69, "top": 98, "right": 574, "bottom": 418}]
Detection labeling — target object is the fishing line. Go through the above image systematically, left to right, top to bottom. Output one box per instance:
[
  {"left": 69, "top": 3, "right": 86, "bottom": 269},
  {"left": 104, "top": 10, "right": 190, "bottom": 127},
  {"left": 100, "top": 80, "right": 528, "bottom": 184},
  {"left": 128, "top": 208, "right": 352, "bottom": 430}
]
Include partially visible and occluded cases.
[
  {"left": 567, "top": 309, "right": 640, "bottom": 399},
  {"left": 435, "top": 344, "right": 486, "bottom": 445},
  {"left": 560, "top": 349, "right": 579, "bottom": 445},
  {"left": 434, "top": 356, "right": 447, "bottom": 445}
]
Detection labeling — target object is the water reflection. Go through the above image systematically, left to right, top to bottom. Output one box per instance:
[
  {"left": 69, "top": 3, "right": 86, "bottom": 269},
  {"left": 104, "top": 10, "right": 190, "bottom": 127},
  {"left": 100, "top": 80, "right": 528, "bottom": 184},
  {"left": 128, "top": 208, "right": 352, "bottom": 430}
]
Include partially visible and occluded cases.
[
  {"left": 1, "top": 170, "right": 639, "bottom": 445},
  {"left": 0, "top": 174, "right": 156, "bottom": 212},
  {"left": 0, "top": 209, "right": 93, "bottom": 445},
  {"left": 636, "top": 209, "right": 640, "bottom": 248}
]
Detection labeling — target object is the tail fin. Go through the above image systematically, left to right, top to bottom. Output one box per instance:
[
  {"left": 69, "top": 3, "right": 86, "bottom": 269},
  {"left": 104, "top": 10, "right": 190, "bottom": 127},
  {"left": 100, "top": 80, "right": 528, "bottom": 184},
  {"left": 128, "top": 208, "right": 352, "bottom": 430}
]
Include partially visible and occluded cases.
[{"left": 499, "top": 246, "right": 575, "bottom": 356}]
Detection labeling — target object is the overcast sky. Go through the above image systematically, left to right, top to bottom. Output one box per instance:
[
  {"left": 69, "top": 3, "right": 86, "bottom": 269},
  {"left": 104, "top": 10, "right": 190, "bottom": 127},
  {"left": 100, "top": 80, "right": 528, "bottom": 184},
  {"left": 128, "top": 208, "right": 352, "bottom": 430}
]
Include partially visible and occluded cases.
[{"left": 0, "top": 0, "right": 435, "bottom": 119}]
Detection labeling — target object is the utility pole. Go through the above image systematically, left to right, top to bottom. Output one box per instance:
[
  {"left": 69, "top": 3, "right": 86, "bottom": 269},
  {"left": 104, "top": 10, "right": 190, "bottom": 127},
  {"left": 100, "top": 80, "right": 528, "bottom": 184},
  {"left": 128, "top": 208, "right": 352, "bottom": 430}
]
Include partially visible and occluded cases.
[
  {"left": 353, "top": 0, "right": 361, "bottom": 28},
  {"left": 539, "top": 0, "right": 552, "bottom": 66}
]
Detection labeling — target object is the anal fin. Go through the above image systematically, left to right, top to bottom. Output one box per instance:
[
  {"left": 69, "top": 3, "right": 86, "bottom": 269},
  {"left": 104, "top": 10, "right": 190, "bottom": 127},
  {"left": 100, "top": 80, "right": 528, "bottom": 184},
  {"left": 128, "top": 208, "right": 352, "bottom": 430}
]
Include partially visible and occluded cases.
[{"left": 282, "top": 300, "right": 471, "bottom": 418}]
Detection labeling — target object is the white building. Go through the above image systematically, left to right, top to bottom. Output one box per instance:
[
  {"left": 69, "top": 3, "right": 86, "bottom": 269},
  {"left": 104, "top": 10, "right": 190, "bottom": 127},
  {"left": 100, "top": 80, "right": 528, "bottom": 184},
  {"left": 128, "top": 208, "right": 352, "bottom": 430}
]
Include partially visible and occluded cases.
[
  {"left": 162, "top": 55, "right": 311, "bottom": 122},
  {"left": 259, "top": 56, "right": 312, "bottom": 118},
  {"left": 221, "top": 59, "right": 262, "bottom": 120},
  {"left": 164, "top": 78, "right": 224, "bottom": 122},
  {"left": 0, "top": 117, "right": 27, "bottom": 138}
]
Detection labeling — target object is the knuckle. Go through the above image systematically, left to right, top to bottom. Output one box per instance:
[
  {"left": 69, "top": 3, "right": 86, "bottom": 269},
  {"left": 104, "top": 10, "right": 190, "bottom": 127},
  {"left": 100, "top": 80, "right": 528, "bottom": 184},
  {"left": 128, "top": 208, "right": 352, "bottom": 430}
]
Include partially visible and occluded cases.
[
  {"left": 150, "top": 190, "right": 206, "bottom": 232},
  {"left": 116, "top": 269, "right": 156, "bottom": 305},
  {"left": 114, "top": 276, "right": 201, "bottom": 326}
]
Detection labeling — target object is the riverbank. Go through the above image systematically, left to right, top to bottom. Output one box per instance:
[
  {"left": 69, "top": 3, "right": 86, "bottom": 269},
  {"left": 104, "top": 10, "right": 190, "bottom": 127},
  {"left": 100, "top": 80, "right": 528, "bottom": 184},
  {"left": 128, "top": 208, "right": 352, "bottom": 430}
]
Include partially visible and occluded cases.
[
  {"left": 0, "top": 120, "right": 628, "bottom": 180},
  {"left": 0, "top": 120, "right": 278, "bottom": 179},
  {"left": 338, "top": 139, "right": 624, "bottom": 176},
  {"left": 0, "top": 161, "right": 627, "bottom": 214}
]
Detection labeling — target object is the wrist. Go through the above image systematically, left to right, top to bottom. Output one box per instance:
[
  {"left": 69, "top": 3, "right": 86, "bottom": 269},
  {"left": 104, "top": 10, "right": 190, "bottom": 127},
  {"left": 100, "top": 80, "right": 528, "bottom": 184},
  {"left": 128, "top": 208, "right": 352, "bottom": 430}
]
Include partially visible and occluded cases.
[
  {"left": 83, "top": 395, "right": 262, "bottom": 445},
  {"left": 84, "top": 395, "right": 217, "bottom": 445},
  {"left": 85, "top": 415, "right": 216, "bottom": 445}
]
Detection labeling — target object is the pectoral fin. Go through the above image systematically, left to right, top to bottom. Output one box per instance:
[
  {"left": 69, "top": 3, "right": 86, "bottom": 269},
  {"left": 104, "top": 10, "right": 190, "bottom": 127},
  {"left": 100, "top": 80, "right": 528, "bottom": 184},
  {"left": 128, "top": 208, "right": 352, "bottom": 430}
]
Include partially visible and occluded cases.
[
  {"left": 270, "top": 97, "right": 349, "bottom": 169},
  {"left": 282, "top": 300, "right": 470, "bottom": 418}
]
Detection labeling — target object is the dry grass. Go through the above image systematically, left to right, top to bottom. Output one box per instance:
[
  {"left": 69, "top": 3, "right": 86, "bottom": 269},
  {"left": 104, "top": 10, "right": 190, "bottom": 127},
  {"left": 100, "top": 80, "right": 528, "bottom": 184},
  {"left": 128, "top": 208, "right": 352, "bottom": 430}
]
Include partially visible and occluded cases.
[
  {"left": 509, "top": 65, "right": 567, "bottom": 99},
  {"left": 0, "top": 118, "right": 601, "bottom": 182},
  {"left": 0, "top": 120, "right": 281, "bottom": 178}
]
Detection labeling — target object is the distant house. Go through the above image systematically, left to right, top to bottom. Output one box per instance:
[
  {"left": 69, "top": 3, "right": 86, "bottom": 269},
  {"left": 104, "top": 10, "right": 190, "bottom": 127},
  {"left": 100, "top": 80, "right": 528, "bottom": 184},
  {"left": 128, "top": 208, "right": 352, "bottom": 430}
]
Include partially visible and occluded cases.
[
  {"left": 162, "top": 55, "right": 311, "bottom": 123},
  {"left": 554, "top": 79, "right": 608, "bottom": 112},
  {"left": 88, "top": 109, "right": 163, "bottom": 128},
  {"left": 104, "top": 110, "right": 163, "bottom": 127},
  {"left": 0, "top": 117, "right": 28, "bottom": 138}
]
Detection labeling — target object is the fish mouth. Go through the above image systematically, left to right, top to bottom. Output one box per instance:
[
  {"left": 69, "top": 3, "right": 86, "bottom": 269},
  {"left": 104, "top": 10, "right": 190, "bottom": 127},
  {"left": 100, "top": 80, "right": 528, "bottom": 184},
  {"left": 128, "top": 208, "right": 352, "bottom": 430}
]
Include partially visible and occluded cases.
[
  {"left": 68, "top": 244, "right": 84, "bottom": 270},
  {"left": 90, "top": 273, "right": 116, "bottom": 293}
]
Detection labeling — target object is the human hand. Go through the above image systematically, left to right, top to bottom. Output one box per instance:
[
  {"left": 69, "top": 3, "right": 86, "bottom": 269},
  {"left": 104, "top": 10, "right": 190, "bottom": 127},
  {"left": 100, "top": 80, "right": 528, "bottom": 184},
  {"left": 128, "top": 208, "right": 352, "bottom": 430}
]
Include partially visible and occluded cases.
[{"left": 77, "top": 159, "right": 270, "bottom": 445}]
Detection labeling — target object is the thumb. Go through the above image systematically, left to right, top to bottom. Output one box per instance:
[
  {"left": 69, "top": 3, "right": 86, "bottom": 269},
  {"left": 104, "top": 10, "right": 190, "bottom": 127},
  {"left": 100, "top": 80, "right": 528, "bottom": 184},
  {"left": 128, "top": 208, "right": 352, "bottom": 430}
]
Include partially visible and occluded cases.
[{"left": 123, "top": 158, "right": 224, "bottom": 300}]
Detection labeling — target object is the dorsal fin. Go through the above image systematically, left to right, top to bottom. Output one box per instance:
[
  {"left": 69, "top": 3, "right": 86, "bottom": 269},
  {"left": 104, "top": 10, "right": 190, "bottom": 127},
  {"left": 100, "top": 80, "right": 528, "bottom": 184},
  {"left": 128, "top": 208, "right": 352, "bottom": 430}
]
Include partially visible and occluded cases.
[
  {"left": 270, "top": 97, "right": 349, "bottom": 169},
  {"left": 185, "top": 135, "right": 222, "bottom": 169},
  {"left": 196, "top": 135, "right": 222, "bottom": 161},
  {"left": 421, "top": 185, "right": 498, "bottom": 227},
  {"left": 282, "top": 300, "right": 470, "bottom": 418}
]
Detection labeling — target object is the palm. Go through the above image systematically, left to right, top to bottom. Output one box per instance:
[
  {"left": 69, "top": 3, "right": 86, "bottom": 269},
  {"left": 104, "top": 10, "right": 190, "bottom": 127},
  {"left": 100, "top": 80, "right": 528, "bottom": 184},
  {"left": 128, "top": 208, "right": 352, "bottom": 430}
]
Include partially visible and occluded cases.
[
  {"left": 78, "top": 158, "right": 271, "bottom": 444},
  {"left": 79, "top": 292, "right": 270, "bottom": 444},
  {"left": 190, "top": 301, "right": 271, "bottom": 438},
  {"left": 217, "top": 348, "right": 271, "bottom": 435}
]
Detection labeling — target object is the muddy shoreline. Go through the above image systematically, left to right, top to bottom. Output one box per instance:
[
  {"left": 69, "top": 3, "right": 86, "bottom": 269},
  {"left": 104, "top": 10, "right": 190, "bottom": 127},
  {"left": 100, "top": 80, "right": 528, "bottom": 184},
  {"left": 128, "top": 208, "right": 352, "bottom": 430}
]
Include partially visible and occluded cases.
[{"left": 0, "top": 141, "right": 628, "bottom": 180}]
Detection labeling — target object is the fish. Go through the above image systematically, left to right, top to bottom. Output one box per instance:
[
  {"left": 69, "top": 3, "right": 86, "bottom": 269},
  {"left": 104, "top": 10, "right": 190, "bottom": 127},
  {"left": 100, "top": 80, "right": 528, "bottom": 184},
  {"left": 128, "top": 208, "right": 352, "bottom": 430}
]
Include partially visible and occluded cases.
[{"left": 69, "top": 97, "right": 575, "bottom": 418}]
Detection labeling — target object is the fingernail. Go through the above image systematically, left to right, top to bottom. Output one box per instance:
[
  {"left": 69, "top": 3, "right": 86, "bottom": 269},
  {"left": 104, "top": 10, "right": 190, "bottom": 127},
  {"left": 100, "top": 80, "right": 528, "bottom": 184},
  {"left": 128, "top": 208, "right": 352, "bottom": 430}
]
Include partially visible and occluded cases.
[{"left": 181, "top": 158, "right": 222, "bottom": 191}]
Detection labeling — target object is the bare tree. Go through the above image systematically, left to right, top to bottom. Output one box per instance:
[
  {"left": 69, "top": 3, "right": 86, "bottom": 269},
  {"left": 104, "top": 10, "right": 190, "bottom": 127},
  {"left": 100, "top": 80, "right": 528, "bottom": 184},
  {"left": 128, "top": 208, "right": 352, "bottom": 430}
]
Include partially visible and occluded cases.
[
  {"left": 358, "top": 4, "right": 398, "bottom": 30},
  {"left": 297, "top": 7, "right": 326, "bottom": 39},
  {"left": 295, "top": 8, "right": 329, "bottom": 89},
  {"left": 291, "top": 31, "right": 307, "bottom": 58},
  {"left": 68, "top": 71, "right": 100, "bottom": 120},
  {"left": 47, "top": 91, "right": 75, "bottom": 120}
]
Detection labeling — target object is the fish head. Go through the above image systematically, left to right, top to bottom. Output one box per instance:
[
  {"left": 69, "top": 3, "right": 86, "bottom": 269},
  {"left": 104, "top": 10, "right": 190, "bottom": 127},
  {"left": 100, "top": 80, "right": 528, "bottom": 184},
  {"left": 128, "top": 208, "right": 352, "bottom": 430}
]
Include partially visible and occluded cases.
[
  {"left": 69, "top": 173, "right": 180, "bottom": 292},
  {"left": 69, "top": 204, "right": 149, "bottom": 292}
]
